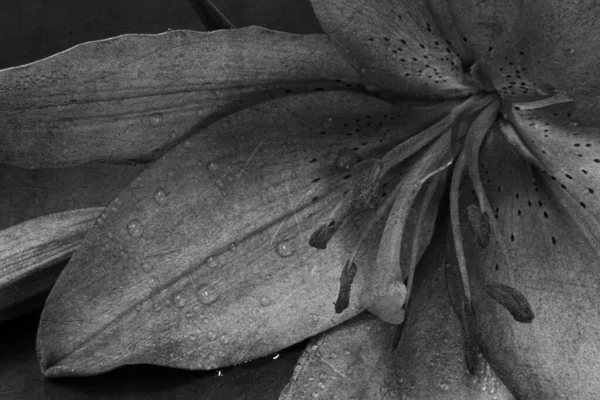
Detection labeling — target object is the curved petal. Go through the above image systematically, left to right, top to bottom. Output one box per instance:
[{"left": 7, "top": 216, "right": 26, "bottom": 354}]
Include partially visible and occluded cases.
[
  {"left": 309, "top": 0, "right": 476, "bottom": 98},
  {"left": 433, "top": 0, "right": 600, "bottom": 123},
  {"left": 0, "top": 27, "right": 372, "bottom": 168},
  {"left": 37, "top": 91, "right": 457, "bottom": 377},
  {"left": 507, "top": 105, "right": 600, "bottom": 240},
  {"left": 453, "top": 130, "right": 600, "bottom": 398},
  {"left": 0, "top": 208, "right": 102, "bottom": 322},
  {"left": 394, "top": 235, "right": 514, "bottom": 400},
  {"left": 279, "top": 312, "right": 397, "bottom": 400}
]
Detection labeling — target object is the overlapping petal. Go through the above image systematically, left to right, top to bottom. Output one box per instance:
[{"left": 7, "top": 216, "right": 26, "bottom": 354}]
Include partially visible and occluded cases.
[
  {"left": 309, "top": 0, "right": 477, "bottom": 98},
  {"left": 432, "top": 0, "right": 600, "bottom": 123},
  {"left": 0, "top": 27, "right": 373, "bottom": 168},
  {"left": 37, "top": 91, "right": 457, "bottom": 377},
  {"left": 451, "top": 129, "right": 600, "bottom": 398},
  {"left": 0, "top": 208, "right": 102, "bottom": 322}
]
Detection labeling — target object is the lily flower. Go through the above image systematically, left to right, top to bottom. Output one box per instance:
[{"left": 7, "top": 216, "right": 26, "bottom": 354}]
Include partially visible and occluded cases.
[{"left": 1, "top": 0, "right": 599, "bottom": 398}]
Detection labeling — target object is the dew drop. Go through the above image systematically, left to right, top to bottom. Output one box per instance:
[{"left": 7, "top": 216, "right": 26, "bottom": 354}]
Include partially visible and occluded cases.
[
  {"left": 148, "top": 112, "right": 163, "bottom": 126},
  {"left": 335, "top": 148, "right": 359, "bottom": 171},
  {"left": 207, "top": 161, "right": 219, "bottom": 172},
  {"left": 153, "top": 188, "right": 168, "bottom": 204},
  {"left": 127, "top": 219, "right": 143, "bottom": 237},
  {"left": 276, "top": 240, "right": 294, "bottom": 258},
  {"left": 228, "top": 242, "right": 237, "bottom": 252},
  {"left": 206, "top": 256, "right": 219, "bottom": 268},
  {"left": 141, "top": 262, "right": 152, "bottom": 273},
  {"left": 150, "top": 276, "right": 159, "bottom": 287},
  {"left": 199, "top": 286, "right": 219, "bottom": 305},
  {"left": 173, "top": 293, "right": 187, "bottom": 308},
  {"left": 260, "top": 296, "right": 271, "bottom": 307}
]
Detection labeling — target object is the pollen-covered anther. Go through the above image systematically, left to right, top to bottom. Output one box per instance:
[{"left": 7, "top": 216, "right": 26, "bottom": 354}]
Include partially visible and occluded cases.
[
  {"left": 467, "top": 204, "right": 491, "bottom": 248},
  {"left": 484, "top": 283, "right": 535, "bottom": 323}
]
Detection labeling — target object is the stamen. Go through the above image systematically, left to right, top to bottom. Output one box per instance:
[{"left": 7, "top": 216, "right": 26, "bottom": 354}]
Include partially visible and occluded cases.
[
  {"left": 511, "top": 93, "right": 572, "bottom": 111},
  {"left": 380, "top": 94, "right": 495, "bottom": 174},
  {"left": 451, "top": 100, "right": 499, "bottom": 306},
  {"left": 497, "top": 120, "right": 538, "bottom": 164},
  {"left": 367, "top": 128, "right": 459, "bottom": 324},
  {"left": 449, "top": 149, "right": 473, "bottom": 305},
  {"left": 392, "top": 172, "right": 444, "bottom": 349},
  {"left": 466, "top": 204, "right": 491, "bottom": 248},
  {"left": 333, "top": 261, "right": 358, "bottom": 313},
  {"left": 484, "top": 283, "right": 534, "bottom": 323},
  {"left": 461, "top": 294, "right": 479, "bottom": 375}
]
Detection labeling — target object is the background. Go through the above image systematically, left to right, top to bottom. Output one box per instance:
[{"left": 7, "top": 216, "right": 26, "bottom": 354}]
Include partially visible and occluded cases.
[{"left": 0, "top": 0, "right": 323, "bottom": 398}]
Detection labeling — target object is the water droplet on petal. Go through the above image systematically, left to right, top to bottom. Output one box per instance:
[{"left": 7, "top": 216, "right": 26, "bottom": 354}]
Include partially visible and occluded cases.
[
  {"left": 148, "top": 112, "right": 163, "bottom": 126},
  {"left": 335, "top": 148, "right": 359, "bottom": 171},
  {"left": 207, "top": 161, "right": 219, "bottom": 172},
  {"left": 153, "top": 188, "right": 168, "bottom": 204},
  {"left": 127, "top": 219, "right": 143, "bottom": 237},
  {"left": 276, "top": 240, "right": 294, "bottom": 257},
  {"left": 206, "top": 256, "right": 219, "bottom": 268},
  {"left": 141, "top": 262, "right": 152, "bottom": 273},
  {"left": 199, "top": 286, "right": 218, "bottom": 305},
  {"left": 173, "top": 293, "right": 186, "bottom": 308},
  {"left": 260, "top": 296, "right": 271, "bottom": 307}
]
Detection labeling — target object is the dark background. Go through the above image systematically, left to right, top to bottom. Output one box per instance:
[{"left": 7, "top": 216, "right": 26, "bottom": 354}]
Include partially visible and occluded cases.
[{"left": 0, "top": 0, "right": 323, "bottom": 398}]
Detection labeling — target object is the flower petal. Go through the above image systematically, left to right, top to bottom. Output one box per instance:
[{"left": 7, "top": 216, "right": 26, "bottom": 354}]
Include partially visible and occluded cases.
[
  {"left": 309, "top": 0, "right": 476, "bottom": 98},
  {"left": 434, "top": 0, "right": 600, "bottom": 123},
  {"left": 0, "top": 27, "right": 371, "bottom": 168},
  {"left": 37, "top": 91, "right": 456, "bottom": 377},
  {"left": 507, "top": 104, "right": 600, "bottom": 244},
  {"left": 453, "top": 129, "right": 600, "bottom": 398},
  {"left": 0, "top": 208, "right": 102, "bottom": 322},
  {"left": 394, "top": 236, "right": 514, "bottom": 399},
  {"left": 279, "top": 312, "right": 397, "bottom": 400}
]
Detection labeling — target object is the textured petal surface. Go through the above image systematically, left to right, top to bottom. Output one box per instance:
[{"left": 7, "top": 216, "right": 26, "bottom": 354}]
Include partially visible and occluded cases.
[
  {"left": 309, "top": 0, "right": 476, "bottom": 98},
  {"left": 432, "top": 0, "right": 600, "bottom": 123},
  {"left": 0, "top": 27, "right": 371, "bottom": 168},
  {"left": 37, "top": 91, "right": 456, "bottom": 377},
  {"left": 452, "top": 129, "right": 600, "bottom": 398},
  {"left": 0, "top": 208, "right": 102, "bottom": 322}
]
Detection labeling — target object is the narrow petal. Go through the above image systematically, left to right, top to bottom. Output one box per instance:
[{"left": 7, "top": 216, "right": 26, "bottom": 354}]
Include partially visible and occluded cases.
[
  {"left": 309, "top": 0, "right": 476, "bottom": 98},
  {"left": 433, "top": 0, "right": 600, "bottom": 123},
  {"left": 0, "top": 27, "right": 371, "bottom": 168},
  {"left": 37, "top": 91, "right": 455, "bottom": 377},
  {"left": 453, "top": 130, "right": 600, "bottom": 398},
  {"left": 0, "top": 208, "right": 102, "bottom": 322}
]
